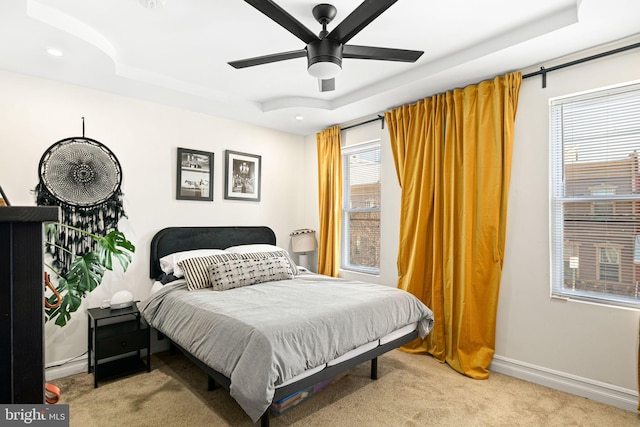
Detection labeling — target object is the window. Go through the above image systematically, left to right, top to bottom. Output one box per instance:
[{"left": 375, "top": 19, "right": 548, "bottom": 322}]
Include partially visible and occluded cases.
[
  {"left": 550, "top": 81, "right": 640, "bottom": 308},
  {"left": 341, "top": 140, "right": 381, "bottom": 274},
  {"left": 589, "top": 184, "right": 616, "bottom": 216},
  {"left": 597, "top": 245, "right": 621, "bottom": 283}
]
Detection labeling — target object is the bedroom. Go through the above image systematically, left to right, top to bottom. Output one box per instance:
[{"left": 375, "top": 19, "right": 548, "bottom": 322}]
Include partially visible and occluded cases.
[{"left": 0, "top": 0, "right": 639, "bottom": 424}]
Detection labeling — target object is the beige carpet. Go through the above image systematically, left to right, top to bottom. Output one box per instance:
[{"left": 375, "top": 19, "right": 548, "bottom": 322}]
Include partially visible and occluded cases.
[{"left": 53, "top": 350, "right": 639, "bottom": 426}]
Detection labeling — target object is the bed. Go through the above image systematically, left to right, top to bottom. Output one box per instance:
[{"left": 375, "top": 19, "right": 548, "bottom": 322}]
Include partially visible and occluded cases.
[{"left": 141, "top": 226, "right": 434, "bottom": 426}]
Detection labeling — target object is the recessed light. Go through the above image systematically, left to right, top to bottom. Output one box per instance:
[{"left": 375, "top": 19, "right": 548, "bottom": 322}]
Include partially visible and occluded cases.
[
  {"left": 140, "top": 0, "right": 166, "bottom": 9},
  {"left": 46, "top": 48, "right": 63, "bottom": 57}
]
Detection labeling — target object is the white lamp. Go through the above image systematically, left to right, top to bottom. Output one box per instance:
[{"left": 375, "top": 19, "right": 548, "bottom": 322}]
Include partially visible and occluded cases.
[{"left": 290, "top": 229, "right": 317, "bottom": 270}]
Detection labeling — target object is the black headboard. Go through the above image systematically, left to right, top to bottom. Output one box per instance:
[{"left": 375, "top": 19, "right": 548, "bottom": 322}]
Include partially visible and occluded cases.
[{"left": 149, "top": 226, "right": 277, "bottom": 279}]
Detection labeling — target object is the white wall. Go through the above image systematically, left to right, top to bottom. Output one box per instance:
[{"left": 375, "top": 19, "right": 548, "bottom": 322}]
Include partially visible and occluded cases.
[
  {"left": 303, "top": 37, "right": 640, "bottom": 411},
  {"left": 494, "top": 38, "right": 640, "bottom": 409},
  {"left": 0, "top": 70, "right": 305, "bottom": 368}
]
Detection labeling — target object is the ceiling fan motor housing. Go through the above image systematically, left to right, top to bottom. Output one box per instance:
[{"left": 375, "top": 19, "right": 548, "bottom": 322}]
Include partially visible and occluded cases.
[{"left": 307, "top": 38, "right": 343, "bottom": 74}]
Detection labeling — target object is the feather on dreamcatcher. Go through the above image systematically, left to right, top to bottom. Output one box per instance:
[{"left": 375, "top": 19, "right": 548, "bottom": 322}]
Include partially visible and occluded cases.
[{"left": 35, "top": 135, "right": 126, "bottom": 274}]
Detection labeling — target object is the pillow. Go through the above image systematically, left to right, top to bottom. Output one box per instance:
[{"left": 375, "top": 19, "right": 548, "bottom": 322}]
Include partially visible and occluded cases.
[
  {"left": 225, "top": 244, "right": 299, "bottom": 275},
  {"left": 225, "top": 244, "right": 283, "bottom": 253},
  {"left": 159, "top": 249, "right": 229, "bottom": 277},
  {"left": 177, "top": 253, "right": 241, "bottom": 290},
  {"left": 208, "top": 257, "right": 294, "bottom": 291},
  {"left": 156, "top": 272, "right": 180, "bottom": 284}
]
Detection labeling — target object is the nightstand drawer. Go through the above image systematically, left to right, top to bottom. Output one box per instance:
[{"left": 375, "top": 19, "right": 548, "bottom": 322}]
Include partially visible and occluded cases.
[{"left": 97, "top": 326, "right": 148, "bottom": 359}]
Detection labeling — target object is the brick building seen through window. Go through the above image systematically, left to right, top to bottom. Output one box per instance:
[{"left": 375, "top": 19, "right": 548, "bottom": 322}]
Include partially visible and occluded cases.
[
  {"left": 342, "top": 143, "right": 381, "bottom": 273},
  {"left": 562, "top": 151, "right": 640, "bottom": 299}
]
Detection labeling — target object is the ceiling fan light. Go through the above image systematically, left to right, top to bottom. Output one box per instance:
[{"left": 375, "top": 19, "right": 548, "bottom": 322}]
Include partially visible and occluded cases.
[
  {"left": 307, "top": 38, "right": 342, "bottom": 79},
  {"left": 308, "top": 61, "right": 341, "bottom": 79}
]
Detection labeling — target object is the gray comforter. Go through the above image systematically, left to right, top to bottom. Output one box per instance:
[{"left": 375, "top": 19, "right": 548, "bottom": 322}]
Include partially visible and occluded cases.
[{"left": 140, "top": 273, "right": 434, "bottom": 422}]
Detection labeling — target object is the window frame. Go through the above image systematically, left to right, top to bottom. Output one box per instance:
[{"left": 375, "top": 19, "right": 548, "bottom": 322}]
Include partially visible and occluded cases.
[
  {"left": 550, "top": 81, "right": 640, "bottom": 309},
  {"left": 341, "top": 139, "right": 382, "bottom": 275}
]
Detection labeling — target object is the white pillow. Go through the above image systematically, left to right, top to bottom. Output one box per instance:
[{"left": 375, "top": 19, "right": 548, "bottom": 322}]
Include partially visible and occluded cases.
[
  {"left": 225, "top": 244, "right": 298, "bottom": 275},
  {"left": 225, "top": 244, "right": 285, "bottom": 253},
  {"left": 159, "top": 249, "right": 229, "bottom": 277}
]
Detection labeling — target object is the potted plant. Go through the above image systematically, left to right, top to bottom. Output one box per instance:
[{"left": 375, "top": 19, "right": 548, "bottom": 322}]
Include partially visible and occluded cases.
[{"left": 43, "top": 222, "right": 135, "bottom": 327}]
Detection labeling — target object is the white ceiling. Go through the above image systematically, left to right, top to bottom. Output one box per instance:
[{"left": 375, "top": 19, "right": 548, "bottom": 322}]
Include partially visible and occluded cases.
[{"left": 0, "top": 0, "right": 639, "bottom": 135}]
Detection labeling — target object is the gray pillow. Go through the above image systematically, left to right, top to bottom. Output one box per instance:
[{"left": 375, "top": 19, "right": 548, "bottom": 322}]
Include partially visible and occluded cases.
[
  {"left": 225, "top": 245, "right": 299, "bottom": 275},
  {"left": 208, "top": 257, "right": 294, "bottom": 291}
]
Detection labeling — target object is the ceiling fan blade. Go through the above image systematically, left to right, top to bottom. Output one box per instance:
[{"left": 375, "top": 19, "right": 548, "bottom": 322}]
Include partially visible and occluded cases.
[
  {"left": 244, "top": 0, "right": 319, "bottom": 44},
  {"left": 327, "top": 0, "right": 399, "bottom": 44},
  {"left": 343, "top": 45, "right": 423, "bottom": 62},
  {"left": 228, "top": 49, "right": 307, "bottom": 69},
  {"left": 319, "top": 78, "right": 335, "bottom": 92}
]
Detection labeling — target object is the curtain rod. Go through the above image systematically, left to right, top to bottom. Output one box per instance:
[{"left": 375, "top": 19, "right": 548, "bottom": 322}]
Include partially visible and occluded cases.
[
  {"left": 336, "top": 41, "right": 639, "bottom": 130},
  {"left": 523, "top": 41, "right": 640, "bottom": 88},
  {"left": 341, "top": 115, "right": 385, "bottom": 131}
]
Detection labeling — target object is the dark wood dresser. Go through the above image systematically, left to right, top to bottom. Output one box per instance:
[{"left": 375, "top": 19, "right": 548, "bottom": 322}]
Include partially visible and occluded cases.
[{"left": 0, "top": 206, "right": 60, "bottom": 403}]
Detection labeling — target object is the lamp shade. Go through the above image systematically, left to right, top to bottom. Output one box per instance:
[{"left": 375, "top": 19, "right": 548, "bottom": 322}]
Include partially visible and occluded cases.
[{"left": 290, "top": 229, "right": 317, "bottom": 253}]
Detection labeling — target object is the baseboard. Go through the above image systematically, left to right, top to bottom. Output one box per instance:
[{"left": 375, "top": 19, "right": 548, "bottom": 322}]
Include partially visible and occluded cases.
[
  {"left": 45, "top": 340, "right": 168, "bottom": 382},
  {"left": 490, "top": 355, "right": 638, "bottom": 412},
  {"left": 46, "top": 358, "right": 88, "bottom": 381}
]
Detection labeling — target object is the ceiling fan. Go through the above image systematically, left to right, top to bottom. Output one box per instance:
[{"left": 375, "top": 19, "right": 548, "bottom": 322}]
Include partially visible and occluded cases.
[{"left": 228, "top": 0, "right": 424, "bottom": 92}]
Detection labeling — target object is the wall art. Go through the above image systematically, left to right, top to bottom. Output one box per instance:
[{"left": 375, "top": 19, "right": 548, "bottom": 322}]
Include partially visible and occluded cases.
[
  {"left": 177, "top": 147, "right": 214, "bottom": 201},
  {"left": 224, "top": 150, "right": 261, "bottom": 201}
]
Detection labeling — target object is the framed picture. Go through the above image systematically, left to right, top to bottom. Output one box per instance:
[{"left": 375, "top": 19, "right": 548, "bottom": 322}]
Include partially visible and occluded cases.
[
  {"left": 176, "top": 147, "right": 214, "bottom": 201},
  {"left": 224, "top": 150, "right": 261, "bottom": 201}
]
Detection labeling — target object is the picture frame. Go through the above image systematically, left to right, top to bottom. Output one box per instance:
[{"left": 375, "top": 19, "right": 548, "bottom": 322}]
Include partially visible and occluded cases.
[
  {"left": 176, "top": 147, "right": 214, "bottom": 201},
  {"left": 224, "top": 150, "right": 261, "bottom": 201}
]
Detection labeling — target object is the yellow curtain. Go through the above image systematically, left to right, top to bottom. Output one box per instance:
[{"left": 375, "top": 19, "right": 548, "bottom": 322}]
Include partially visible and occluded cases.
[
  {"left": 385, "top": 72, "right": 521, "bottom": 379},
  {"left": 316, "top": 125, "right": 342, "bottom": 277}
]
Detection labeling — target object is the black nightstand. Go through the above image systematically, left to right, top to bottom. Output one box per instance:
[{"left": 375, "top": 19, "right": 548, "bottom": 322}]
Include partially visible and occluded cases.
[{"left": 87, "top": 305, "right": 150, "bottom": 388}]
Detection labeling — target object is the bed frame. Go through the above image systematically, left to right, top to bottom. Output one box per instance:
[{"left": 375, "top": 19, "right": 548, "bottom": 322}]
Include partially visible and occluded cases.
[{"left": 149, "top": 226, "right": 418, "bottom": 426}]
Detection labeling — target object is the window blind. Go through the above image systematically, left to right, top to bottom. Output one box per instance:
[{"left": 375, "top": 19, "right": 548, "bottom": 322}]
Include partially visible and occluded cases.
[
  {"left": 550, "top": 81, "right": 640, "bottom": 308},
  {"left": 341, "top": 140, "right": 381, "bottom": 274}
]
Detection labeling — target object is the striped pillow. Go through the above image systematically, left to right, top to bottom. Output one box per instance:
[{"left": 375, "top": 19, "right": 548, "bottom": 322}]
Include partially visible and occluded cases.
[
  {"left": 177, "top": 253, "right": 240, "bottom": 290},
  {"left": 208, "top": 257, "right": 294, "bottom": 291}
]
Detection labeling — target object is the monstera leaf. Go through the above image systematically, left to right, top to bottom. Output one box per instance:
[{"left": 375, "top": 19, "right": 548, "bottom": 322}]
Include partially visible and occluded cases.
[
  {"left": 44, "top": 223, "right": 135, "bottom": 327},
  {"left": 97, "top": 230, "right": 135, "bottom": 272},
  {"left": 66, "top": 252, "right": 106, "bottom": 294},
  {"left": 47, "top": 276, "right": 83, "bottom": 327}
]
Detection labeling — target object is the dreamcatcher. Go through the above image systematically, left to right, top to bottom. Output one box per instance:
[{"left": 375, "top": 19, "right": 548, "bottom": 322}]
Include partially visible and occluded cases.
[{"left": 34, "top": 130, "right": 126, "bottom": 274}]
